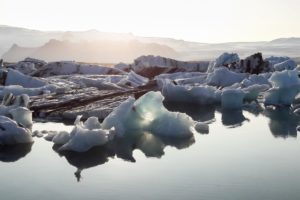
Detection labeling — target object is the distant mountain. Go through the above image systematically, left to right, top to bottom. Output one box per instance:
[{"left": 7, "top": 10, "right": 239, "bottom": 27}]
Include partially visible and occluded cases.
[
  {"left": 1, "top": 25, "right": 300, "bottom": 62},
  {"left": 268, "top": 37, "right": 300, "bottom": 45},
  {"left": 2, "top": 39, "right": 177, "bottom": 63}
]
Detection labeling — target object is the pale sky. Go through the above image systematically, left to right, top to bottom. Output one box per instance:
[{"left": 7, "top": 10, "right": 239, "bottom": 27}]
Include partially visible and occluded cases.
[{"left": 1, "top": 0, "right": 300, "bottom": 43}]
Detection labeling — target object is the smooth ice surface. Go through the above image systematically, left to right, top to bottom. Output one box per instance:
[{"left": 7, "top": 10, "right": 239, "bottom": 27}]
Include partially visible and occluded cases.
[{"left": 102, "top": 91, "right": 197, "bottom": 138}]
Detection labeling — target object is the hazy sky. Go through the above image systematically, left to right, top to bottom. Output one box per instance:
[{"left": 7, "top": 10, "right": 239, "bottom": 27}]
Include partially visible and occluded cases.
[{"left": 1, "top": 0, "right": 300, "bottom": 43}]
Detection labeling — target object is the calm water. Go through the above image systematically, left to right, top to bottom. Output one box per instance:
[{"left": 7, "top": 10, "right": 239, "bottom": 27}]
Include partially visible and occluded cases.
[{"left": 1, "top": 104, "right": 300, "bottom": 200}]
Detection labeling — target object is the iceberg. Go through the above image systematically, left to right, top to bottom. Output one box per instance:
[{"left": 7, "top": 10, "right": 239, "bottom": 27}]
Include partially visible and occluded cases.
[
  {"left": 207, "top": 53, "right": 240, "bottom": 72},
  {"left": 273, "top": 59, "right": 297, "bottom": 71},
  {"left": 33, "top": 61, "right": 124, "bottom": 77},
  {"left": 207, "top": 67, "right": 247, "bottom": 88},
  {"left": 5, "top": 69, "right": 47, "bottom": 88},
  {"left": 264, "top": 70, "right": 300, "bottom": 105},
  {"left": 161, "top": 80, "right": 221, "bottom": 104},
  {"left": 0, "top": 85, "right": 53, "bottom": 97},
  {"left": 221, "top": 89, "right": 245, "bottom": 110},
  {"left": 102, "top": 91, "right": 200, "bottom": 138},
  {"left": 0, "top": 93, "right": 33, "bottom": 128},
  {"left": 9, "top": 107, "right": 32, "bottom": 129},
  {"left": 0, "top": 116, "right": 33, "bottom": 145},
  {"left": 55, "top": 116, "right": 110, "bottom": 152}
]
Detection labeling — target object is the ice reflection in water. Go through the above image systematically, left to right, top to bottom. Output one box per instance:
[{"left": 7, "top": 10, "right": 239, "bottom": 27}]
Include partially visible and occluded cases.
[
  {"left": 1, "top": 103, "right": 300, "bottom": 184},
  {"left": 263, "top": 106, "right": 300, "bottom": 138},
  {"left": 52, "top": 131, "right": 194, "bottom": 181},
  {"left": 0, "top": 143, "right": 33, "bottom": 162}
]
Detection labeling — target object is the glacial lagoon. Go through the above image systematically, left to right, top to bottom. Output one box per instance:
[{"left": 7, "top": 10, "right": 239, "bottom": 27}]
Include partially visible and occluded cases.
[{"left": 1, "top": 104, "right": 300, "bottom": 200}]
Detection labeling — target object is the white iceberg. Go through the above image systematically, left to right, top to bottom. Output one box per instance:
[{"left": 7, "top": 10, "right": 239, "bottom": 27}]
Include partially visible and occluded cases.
[
  {"left": 207, "top": 53, "right": 240, "bottom": 72},
  {"left": 133, "top": 55, "right": 209, "bottom": 73},
  {"left": 273, "top": 59, "right": 297, "bottom": 71},
  {"left": 34, "top": 61, "right": 124, "bottom": 77},
  {"left": 207, "top": 67, "right": 247, "bottom": 88},
  {"left": 5, "top": 69, "right": 47, "bottom": 88},
  {"left": 264, "top": 70, "right": 300, "bottom": 105},
  {"left": 117, "top": 71, "right": 149, "bottom": 87},
  {"left": 161, "top": 80, "right": 221, "bottom": 104},
  {"left": 0, "top": 85, "right": 56, "bottom": 97},
  {"left": 221, "top": 89, "right": 245, "bottom": 110},
  {"left": 102, "top": 91, "right": 200, "bottom": 138},
  {"left": 9, "top": 107, "right": 32, "bottom": 128},
  {"left": 0, "top": 116, "right": 33, "bottom": 145},
  {"left": 56, "top": 116, "right": 110, "bottom": 152}
]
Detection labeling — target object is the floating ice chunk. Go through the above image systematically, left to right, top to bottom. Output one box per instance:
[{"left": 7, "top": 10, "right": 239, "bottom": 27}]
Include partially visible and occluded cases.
[
  {"left": 207, "top": 53, "right": 240, "bottom": 72},
  {"left": 133, "top": 55, "right": 208, "bottom": 72},
  {"left": 265, "top": 56, "right": 291, "bottom": 65},
  {"left": 273, "top": 59, "right": 297, "bottom": 71},
  {"left": 34, "top": 61, "right": 124, "bottom": 77},
  {"left": 114, "top": 63, "right": 129, "bottom": 71},
  {"left": 207, "top": 67, "right": 247, "bottom": 87},
  {"left": 5, "top": 69, "right": 46, "bottom": 88},
  {"left": 264, "top": 70, "right": 300, "bottom": 105},
  {"left": 269, "top": 70, "right": 300, "bottom": 88},
  {"left": 117, "top": 71, "right": 149, "bottom": 87},
  {"left": 155, "top": 72, "right": 205, "bottom": 81},
  {"left": 241, "top": 74, "right": 271, "bottom": 87},
  {"left": 76, "top": 77, "right": 123, "bottom": 90},
  {"left": 162, "top": 80, "right": 221, "bottom": 104},
  {"left": 242, "top": 84, "right": 269, "bottom": 101},
  {"left": 0, "top": 85, "right": 56, "bottom": 97},
  {"left": 264, "top": 86, "right": 300, "bottom": 106},
  {"left": 221, "top": 89, "right": 245, "bottom": 109},
  {"left": 102, "top": 91, "right": 197, "bottom": 138},
  {"left": 0, "top": 94, "right": 31, "bottom": 118},
  {"left": 9, "top": 107, "right": 32, "bottom": 128},
  {"left": 0, "top": 116, "right": 33, "bottom": 145},
  {"left": 51, "top": 116, "right": 110, "bottom": 152},
  {"left": 83, "top": 117, "right": 102, "bottom": 130},
  {"left": 194, "top": 122, "right": 209, "bottom": 134},
  {"left": 59, "top": 126, "right": 109, "bottom": 152},
  {"left": 32, "top": 130, "right": 44, "bottom": 138},
  {"left": 44, "top": 131, "right": 58, "bottom": 141},
  {"left": 52, "top": 131, "right": 71, "bottom": 145}
]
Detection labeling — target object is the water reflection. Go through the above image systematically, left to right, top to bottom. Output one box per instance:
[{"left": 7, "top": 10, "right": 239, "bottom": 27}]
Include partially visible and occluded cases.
[
  {"left": 163, "top": 102, "right": 216, "bottom": 123},
  {"left": 165, "top": 102, "right": 300, "bottom": 138},
  {"left": 263, "top": 107, "right": 300, "bottom": 138},
  {"left": 220, "top": 109, "right": 249, "bottom": 128},
  {"left": 53, "top": 132, "right": 195, "bottom": 181},
  {"left": 0, "top": 143, "right": 33, "bottom": 162},
  {"left": 53, "top": 144, "right": 114, "bottom": 182}
]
